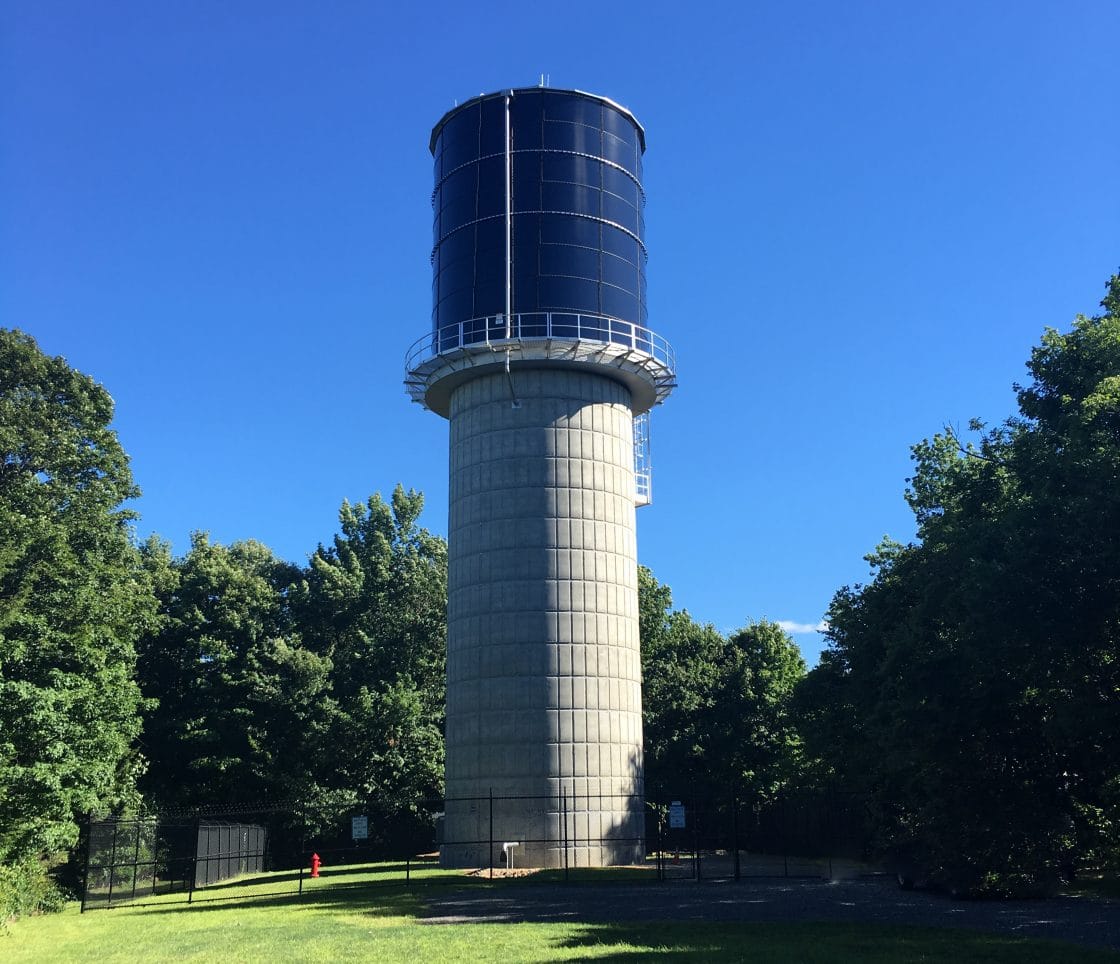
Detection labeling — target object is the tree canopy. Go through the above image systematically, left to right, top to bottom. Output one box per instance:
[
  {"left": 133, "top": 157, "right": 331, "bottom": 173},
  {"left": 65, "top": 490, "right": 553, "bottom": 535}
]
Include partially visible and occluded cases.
[
  {"left": 796, "top": 274, "right": 1120, "bottom": 895},
  {"left": 0, "top": 330, "right": 152, "bottom": 861},
  {"left": 135, "top": 488, "right": 447, "bottom": 822},
  {"left": 296, "top": 488, "right": 447, "bottom": 815},
  {"left": 136, "top": 534, "right": 325, "bottom": 809},
  {"left": 639, "top": 566, "right": 805, "bottom": 800}
]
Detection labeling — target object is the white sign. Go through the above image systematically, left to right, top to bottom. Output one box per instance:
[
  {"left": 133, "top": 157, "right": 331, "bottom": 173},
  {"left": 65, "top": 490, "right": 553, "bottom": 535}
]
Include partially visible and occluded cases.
[
  {"left": 669, "top": 801, "right": 686, "bottom": 829},
  {"left": 351, "top": 815, "right": 369, "bottom": 840}
]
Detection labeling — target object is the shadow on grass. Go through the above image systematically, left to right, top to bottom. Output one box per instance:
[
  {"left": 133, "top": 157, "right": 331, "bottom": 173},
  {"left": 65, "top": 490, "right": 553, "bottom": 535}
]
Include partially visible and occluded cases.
[
  {"left": 100, "top": 859, "right": 450, "bottom": 909},
  {"left": 197, "top": 860, "right": 431, "bottom": 891},
  {"left": 312, "top": 860, "right": 439, "bottom": 880},
  {"left": 100, "top": 862, "right": 1120, "bottom": 959},
  {"left": 148, "top": 864, "right": 655, "bottom": 910},
  {"left": 527, "top": 867, "right": 658, "bottom": 885},
  {"left": 195, "top": 869, "right": 303, "bottom": 890},
  {"left": 129, "top": 874, "right": 495, "bottom": 917},
  {"left": 1064, "top": 874, "right": 1120, "bottom": 901},
  {"left": 546, "top": 921, "right": 1118, "bottom": 963}
]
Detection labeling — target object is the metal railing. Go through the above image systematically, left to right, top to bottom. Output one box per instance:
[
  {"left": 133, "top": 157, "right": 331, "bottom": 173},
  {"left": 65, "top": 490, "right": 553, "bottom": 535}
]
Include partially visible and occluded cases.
[
  {"left": 405, "top": 311, "right": 676, "bottom": 375},
  {"left": 633, "top": 411, "right": 652, "bottom": 506}
]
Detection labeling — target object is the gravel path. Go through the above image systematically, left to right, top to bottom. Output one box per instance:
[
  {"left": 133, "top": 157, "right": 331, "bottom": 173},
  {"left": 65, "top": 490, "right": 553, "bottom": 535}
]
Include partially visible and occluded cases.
[{"left": 421, "top": 877, "right": 1120, "bottom": 951}]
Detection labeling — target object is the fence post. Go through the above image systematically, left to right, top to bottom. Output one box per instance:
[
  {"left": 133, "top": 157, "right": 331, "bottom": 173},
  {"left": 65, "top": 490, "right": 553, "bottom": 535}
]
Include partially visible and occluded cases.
[
  {"left": 556, "top": 785, "right": 561, "bottom": 873},
  {"left": 562, "top": 788, "right": 569, "bottom": 882},
  {"left": 488, "top": 789, "right": 494, "bottom": 880},
  {"left": 826, "top": 789, "right": 835, "bottom": 881},
  {"left": 732, "top": 790, "right": 741, "bottom": 882},
  {"left": 781, "top": 795, "right": 789, "bottom": 878},
  {"left": 693, "top": 798, "right": 700, "bottom": 882},
  {"left": 656, "top": 809, "right": 664, "bottom": 882},
  {"left": 80, "top": 811, "right": 94, "bottom": 914},
  {"left": 188, "top": 816, "right": 199, "bottom": 905},
  {"left": 130, "top": 819, "right": 142, "bottom": 901},
  {"left": 106, "top": 820, "right": 119, "bottom": 910},
  {"left": 263, "top": 821, "right": 271, "bottom": 873},
  {"left": 298, "top": 822, "right": 306, "bottom": 897},
  {"left": 220, "top": 823, "right": 228, "bottom": 885},
  {"left": 167, "top": 834, "right": 175, "bottom": 897}
]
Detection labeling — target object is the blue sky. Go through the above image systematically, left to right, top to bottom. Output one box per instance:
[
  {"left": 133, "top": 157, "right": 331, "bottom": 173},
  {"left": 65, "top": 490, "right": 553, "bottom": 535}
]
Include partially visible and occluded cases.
[{"left": 3, "top": 1, "right": 1116, "bottom": 665}]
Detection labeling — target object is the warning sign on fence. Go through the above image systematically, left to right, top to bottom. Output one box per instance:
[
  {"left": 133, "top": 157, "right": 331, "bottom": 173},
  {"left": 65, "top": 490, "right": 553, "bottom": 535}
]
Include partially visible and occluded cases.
[
  {"left": 669, "top": 801, "right": 686, "bottom": 829},
  {"left": 351, "top": 815, "right": 369, "bottom": 840}
]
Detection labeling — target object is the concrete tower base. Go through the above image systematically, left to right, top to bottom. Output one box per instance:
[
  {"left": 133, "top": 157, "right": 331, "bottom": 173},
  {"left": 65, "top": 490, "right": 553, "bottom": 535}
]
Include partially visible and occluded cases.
[{"left": 441, "top": 368, "right": 645, "bottom": 868}]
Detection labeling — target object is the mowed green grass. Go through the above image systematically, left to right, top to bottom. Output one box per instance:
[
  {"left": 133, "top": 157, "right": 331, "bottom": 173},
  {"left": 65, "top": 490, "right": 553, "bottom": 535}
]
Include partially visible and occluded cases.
[{"left": 5, "top": 862, "right": 1117, "bottom": 963}]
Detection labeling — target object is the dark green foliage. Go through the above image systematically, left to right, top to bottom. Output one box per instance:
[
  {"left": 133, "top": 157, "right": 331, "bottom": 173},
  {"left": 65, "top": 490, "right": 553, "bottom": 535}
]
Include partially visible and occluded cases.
[
  {"left": 796, "top": 274, "right": 1120, "bottom": 895},
  {"left": 0, "top": 330, "right": 152, "bottom": 862},
  {"left": 135, "top": 487, "right": 447, "bottom": 828},
  {"left": 297, "top": 487, "right": 447, "bottom": 815},
  {"left": 136, "top": 535, "right": 329, "bottom": 808},
  {"left": 639, "top": 567, "right": 805, "bottom": 799},
  {"left": 717, "top": 622, "right": 807, "bottom": 798},
  {"left": 0, "top": 858, "right": 67, "bottom": 928}
]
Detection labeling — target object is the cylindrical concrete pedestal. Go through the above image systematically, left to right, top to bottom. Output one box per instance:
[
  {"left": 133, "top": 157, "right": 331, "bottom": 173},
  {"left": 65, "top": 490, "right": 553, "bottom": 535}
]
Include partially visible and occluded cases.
[{"left": 442, "top": 368, "right": 644, "bottom": 868}]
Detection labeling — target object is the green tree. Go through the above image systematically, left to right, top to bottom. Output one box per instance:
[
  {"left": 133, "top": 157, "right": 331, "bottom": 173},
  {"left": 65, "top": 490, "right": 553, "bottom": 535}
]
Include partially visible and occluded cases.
[
  {"left": 797, "top": 274, "right": 1120, "bottom": 894},
  {"left": 0, "top": 330, "right": 153, "bottom": 860},
  {"left": 297, "top": 487, "right": 447, "bottom": 813},
  {"left": 136, "top": 535, "right": 329, "bottom": 808},
  {"left": 639, "top": 567, "right": 805, "bottom": 799},
  {"left": 714, "top": 622, "right": 806, "bottom": 798}
]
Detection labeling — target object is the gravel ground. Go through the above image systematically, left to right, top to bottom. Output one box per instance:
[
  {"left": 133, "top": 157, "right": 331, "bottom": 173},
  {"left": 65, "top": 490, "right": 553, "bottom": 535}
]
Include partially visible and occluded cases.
[{"left": 421, "top": 877, "right": 1120, "bottom": 951}]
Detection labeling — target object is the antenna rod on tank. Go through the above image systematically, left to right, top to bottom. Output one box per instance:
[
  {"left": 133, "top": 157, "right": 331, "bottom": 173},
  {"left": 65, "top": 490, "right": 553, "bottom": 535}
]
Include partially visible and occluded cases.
[
  {"left": 504, "top": 92, "right": 519, "bottom": 408},
  {"left": 504, "top": 92, "right": 512, "bottom": 334}
]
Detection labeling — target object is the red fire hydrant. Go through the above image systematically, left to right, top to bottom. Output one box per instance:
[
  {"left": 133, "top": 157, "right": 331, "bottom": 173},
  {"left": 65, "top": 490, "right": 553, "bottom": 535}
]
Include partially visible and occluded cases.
[{"left": 310, "top": 853, "right": 321, "bottom": 878}]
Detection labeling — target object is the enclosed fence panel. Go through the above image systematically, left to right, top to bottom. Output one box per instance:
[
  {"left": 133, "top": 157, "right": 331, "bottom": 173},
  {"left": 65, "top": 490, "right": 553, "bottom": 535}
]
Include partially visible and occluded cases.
[
  {"left": 644, "top": 791, "right": 879, "bottom": 882},
  {"left": 83, "top": 814, "right": 282, "bottom": 911},
  {"left": 83, "top": 818, "right": 195, "bottom": 910},
  {"left": 194, "top": 822, "right": 267, "bottom": 889}
]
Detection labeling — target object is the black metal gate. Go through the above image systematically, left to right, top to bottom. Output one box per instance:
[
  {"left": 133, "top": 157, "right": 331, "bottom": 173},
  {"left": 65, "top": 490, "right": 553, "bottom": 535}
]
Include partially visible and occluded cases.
[
  {"left": 646, "top": 791, "right": 876, "bottom": 881},
  {"left": 82, "top": 816, "right": 270, "bottom": 910},
  {"left": 82, "top": 817, "right": 194, "bottom": 910}
]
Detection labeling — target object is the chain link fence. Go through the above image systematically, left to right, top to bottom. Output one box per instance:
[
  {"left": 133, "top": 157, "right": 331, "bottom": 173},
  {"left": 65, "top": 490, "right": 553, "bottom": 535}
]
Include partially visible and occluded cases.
[{"left": 81, "top": 788, "right": 877, "bottom": 911}]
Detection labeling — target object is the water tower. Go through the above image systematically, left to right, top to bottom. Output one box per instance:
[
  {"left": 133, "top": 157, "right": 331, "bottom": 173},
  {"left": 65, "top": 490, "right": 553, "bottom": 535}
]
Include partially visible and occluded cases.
[{"left": 405, "top": 87, "right": 676, "bottom": 867}]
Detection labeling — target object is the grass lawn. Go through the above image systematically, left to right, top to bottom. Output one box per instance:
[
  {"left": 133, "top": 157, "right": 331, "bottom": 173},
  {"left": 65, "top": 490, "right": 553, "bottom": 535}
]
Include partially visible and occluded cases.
[{"left": 4, "top": 862, "right": 1117, "bottom": 962}]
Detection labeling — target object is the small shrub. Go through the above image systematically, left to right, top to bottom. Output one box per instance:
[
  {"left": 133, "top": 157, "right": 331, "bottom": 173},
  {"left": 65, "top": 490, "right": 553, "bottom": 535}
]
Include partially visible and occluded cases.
[{"left": 0, "top": 858, "right": 68, "bottom": 932}]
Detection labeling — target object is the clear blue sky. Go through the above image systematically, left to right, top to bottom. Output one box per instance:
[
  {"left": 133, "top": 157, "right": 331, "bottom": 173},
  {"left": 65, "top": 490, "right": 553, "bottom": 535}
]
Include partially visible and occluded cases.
[{"left": 3, "top": 1, "right": 1116, "bottom": 665}]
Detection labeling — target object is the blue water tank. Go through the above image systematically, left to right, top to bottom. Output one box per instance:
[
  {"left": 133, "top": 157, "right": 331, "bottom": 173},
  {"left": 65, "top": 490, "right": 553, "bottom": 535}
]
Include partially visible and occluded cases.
[{"left": 430, "top": 89, "right": 647, "bottom": 344}]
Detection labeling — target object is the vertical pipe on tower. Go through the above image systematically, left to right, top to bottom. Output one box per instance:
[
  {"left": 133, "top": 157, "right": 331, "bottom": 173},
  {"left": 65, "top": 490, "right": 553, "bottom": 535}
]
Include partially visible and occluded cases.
[{"left": 504, "top": 92, "right": 512, "bottom": 338}]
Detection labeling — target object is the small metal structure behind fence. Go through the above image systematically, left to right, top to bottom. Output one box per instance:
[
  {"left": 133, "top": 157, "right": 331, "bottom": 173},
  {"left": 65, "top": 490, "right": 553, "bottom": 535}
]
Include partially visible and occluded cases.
[
  {"left": 81, "top": 789, "right": 876, "bottom": 912},
  {"left": 645, "top": 790, "right": 875, "bottom": 882},
  {"left": 82, "top": 816, "right": 269, "bottom": 911},
  {"left": 83, "top": 817, "right": 191, "bottom": 910},
  {"left": 195, "top": 822, "right": 267, "bottom": 888}
]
